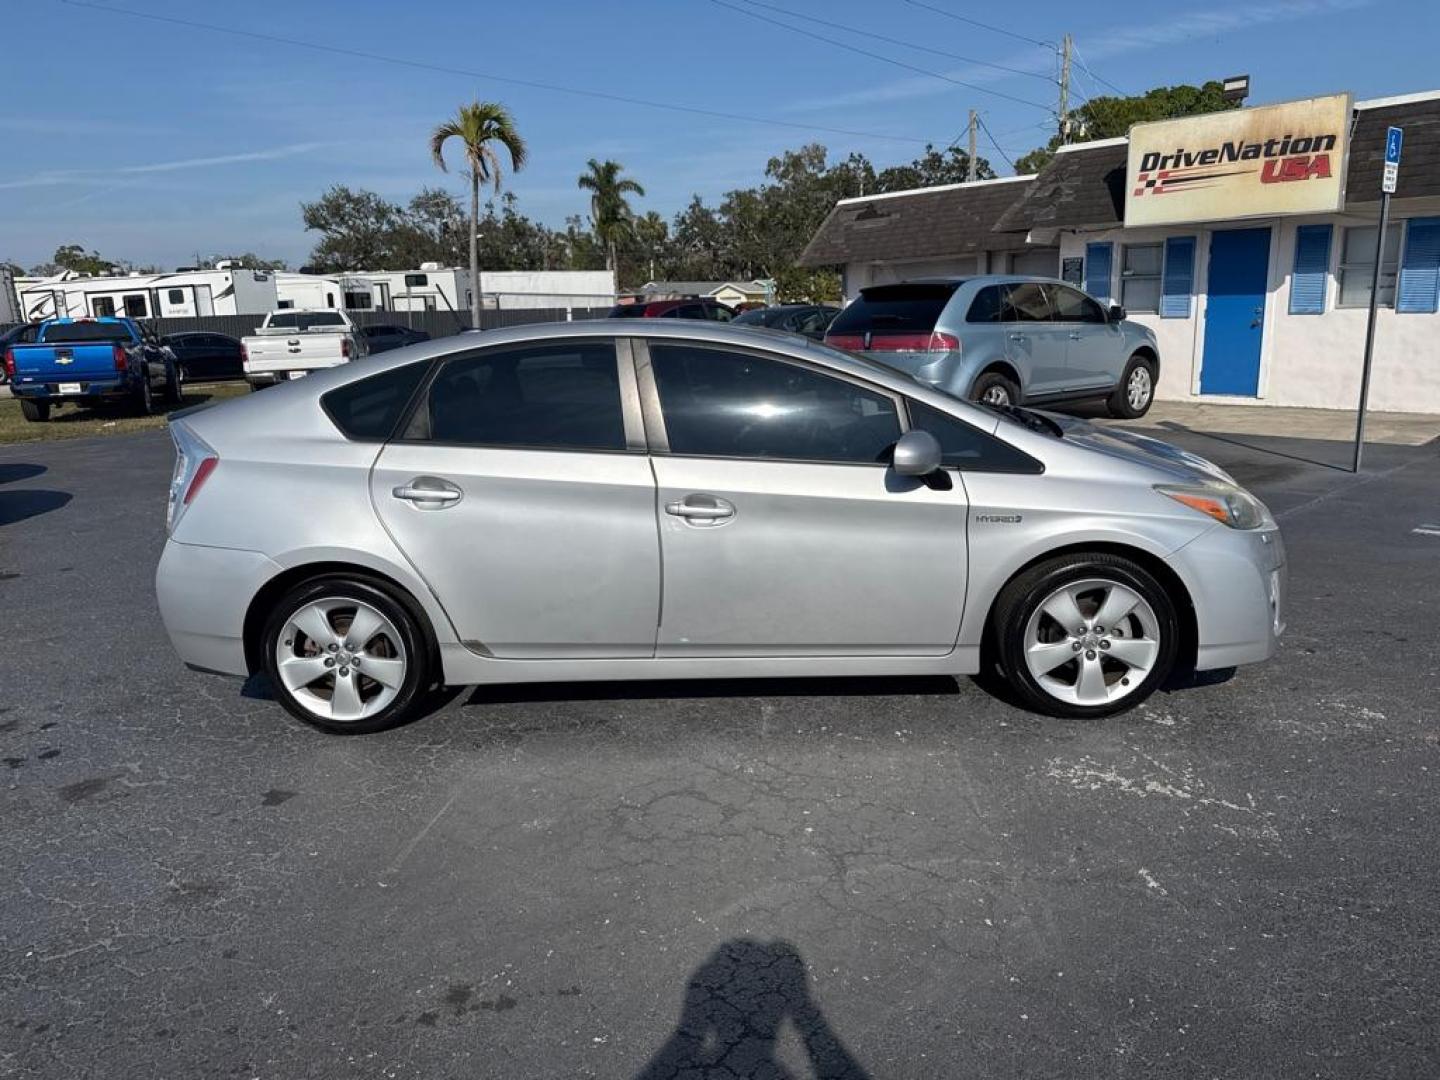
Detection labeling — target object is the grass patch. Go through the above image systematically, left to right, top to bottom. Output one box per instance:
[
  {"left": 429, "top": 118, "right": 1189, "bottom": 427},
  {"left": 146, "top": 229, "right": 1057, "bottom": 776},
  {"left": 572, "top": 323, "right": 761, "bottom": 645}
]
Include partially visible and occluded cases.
[{"left": 0, "top": 382, "right": 251, "bottom": 445}]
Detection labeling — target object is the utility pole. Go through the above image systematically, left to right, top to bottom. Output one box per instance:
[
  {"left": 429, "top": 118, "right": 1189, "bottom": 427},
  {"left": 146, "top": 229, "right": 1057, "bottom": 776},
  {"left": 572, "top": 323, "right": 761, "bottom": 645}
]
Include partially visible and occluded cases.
[
  {"left": 1058, "top": 33, "right": 1073, "bottom": 145},
  {"left": 966, "top": 109, "right": 978, "bottom": 182}
]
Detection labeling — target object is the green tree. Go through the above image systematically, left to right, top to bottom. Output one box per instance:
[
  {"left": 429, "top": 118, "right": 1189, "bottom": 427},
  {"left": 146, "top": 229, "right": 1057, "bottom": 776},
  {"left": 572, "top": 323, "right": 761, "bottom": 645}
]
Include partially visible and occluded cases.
[
  {"left": 1016, "top": 81, "right": 1239, "bottom": 174},
  {"left": 430, "top": 100, "right": 528, "bottom": 328},
  {"left": 875, "top": 143, "right": 994, "bottom": 192},
  {"left": 577, "top": 159, "right": 646, "bottom": 276},
  {"left": 301, "top": 185, "right": 402, "bottom": 271},
  {"left": 51, "top": 244, "right": 114, "bottom": 275},
  {"left": 205, "top": 252, "right": 289, "bottom": 271}
]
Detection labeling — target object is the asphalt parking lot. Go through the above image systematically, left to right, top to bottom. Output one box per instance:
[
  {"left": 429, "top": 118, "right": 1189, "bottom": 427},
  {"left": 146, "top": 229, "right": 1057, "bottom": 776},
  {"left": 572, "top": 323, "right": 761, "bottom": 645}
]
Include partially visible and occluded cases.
[{"left": 2, "top": 416, "right": 1437, "bottom": 1079}]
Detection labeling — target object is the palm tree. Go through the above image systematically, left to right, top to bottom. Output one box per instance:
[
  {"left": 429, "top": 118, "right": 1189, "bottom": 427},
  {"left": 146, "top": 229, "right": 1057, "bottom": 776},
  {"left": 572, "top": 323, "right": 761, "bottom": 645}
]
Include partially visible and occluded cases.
[
  {"left": 430, "top": 101, "right": 527, "bottom": 328},
  {"left": 577, "top": 159, "right": 646, "bottom": 276}
]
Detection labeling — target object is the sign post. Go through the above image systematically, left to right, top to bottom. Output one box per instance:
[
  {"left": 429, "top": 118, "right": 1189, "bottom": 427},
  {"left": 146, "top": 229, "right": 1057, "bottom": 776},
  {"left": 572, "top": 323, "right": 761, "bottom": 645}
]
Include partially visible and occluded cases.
[{"left": 1353, "top": 126, "right": 1402, "bottom": 473}]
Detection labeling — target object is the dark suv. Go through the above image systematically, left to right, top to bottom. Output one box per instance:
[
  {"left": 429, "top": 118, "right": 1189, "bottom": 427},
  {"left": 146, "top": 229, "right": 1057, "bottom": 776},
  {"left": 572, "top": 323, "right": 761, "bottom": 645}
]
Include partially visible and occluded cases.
[{"left": 607, "top": 298, "right": 735, "bottom": 321}]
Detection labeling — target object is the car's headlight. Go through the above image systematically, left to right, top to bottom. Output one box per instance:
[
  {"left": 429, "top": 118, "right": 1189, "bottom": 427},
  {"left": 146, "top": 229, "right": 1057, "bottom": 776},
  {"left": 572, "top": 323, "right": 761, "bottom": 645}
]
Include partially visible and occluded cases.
[{"left": 1155, "top": 481, "right": 1273, "bottom": 530}]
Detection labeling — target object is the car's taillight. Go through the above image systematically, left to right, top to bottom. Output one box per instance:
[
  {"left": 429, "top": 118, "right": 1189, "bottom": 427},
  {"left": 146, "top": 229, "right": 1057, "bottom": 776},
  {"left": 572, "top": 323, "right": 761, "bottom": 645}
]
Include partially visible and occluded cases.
[
  {"left": 928, "top": 331, "right": 961, "bottom": 352},
  {"left": 824, "top": 334, "right": 866, "bottom": 351},
  {"left": 340, "top": 338, "right": 351, "bottom": 360},
  {"left": 240, "top": 343, "right": 249, "bottom": 364},
  {"left": 113, "top": 344, "right": 128, "bottom": 371},
  {"left": 2, "top": 349, "right": 13, "bottom": 378},
  {"left": 167, "top": 421, "right": 219, "bottom": 534},
  {"left": 185, "top": 457, "right": 219, "bottom": 504}
]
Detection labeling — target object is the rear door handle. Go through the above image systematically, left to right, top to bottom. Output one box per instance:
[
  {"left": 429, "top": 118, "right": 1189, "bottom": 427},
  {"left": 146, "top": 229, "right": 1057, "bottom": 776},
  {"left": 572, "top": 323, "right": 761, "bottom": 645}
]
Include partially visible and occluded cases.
[
  {"left": 1068, "top": 331, "right": 1083, "bottom": 340},
  {"left": 1007, "top": 332, "right": 1026, "bottom": 341},
  {"left": 393, "top": 477, "right": 463, "bottom": 508},
  {"left": 665, "top": 495, "right": 735, "bottom": 523}
]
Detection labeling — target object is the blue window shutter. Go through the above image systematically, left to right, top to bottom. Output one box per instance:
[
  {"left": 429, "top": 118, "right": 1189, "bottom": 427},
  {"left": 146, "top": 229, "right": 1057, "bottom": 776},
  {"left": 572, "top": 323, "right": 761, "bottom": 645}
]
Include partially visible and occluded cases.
[
  {"left": 1397, "top": 217, "right": 1440, "bottom": 314},
  {"left": 1288, "top": 224, "right": 1332, "bottom": 314},
  {"left": 1160, "top": 236, "right": 1196, "bottom": 318},
  {"left": 1085, "top": 243, "right": 1113, "bottom": 302}
]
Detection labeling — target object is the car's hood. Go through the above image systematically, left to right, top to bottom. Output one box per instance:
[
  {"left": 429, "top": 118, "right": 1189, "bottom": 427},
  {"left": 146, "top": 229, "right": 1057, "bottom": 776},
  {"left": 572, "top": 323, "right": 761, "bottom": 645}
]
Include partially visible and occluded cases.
[{"left": 1043, "top": 413, "right": 1238, "bottom": 485}]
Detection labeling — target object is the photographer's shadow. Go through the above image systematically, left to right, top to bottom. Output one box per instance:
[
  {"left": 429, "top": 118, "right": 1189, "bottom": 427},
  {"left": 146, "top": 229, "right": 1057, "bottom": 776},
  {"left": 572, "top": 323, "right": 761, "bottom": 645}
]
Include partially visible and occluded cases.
[{"left": 636, "top": 938, "right": 871, "bottom": 1080}]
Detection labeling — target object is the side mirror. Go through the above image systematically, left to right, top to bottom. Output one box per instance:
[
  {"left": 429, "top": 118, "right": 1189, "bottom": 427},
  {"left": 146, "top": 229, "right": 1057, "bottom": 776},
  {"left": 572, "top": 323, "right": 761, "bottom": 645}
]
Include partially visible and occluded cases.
[
  {"left": 1108, "top": 304, "right": 1127, "bottom": 323},
  {"left": 892, "top": 429, "right": 943, "bottom": 477}
]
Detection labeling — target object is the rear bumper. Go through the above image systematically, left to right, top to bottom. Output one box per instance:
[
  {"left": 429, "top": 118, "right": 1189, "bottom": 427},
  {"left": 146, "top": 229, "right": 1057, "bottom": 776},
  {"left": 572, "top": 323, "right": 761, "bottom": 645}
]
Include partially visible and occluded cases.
[
  {"left": 11, "top": 376, "right": 131, "bottom": 400},
  {"left": 1170, "top": 523, "right": 1286, "bottom": 670},
  {"left": 156, "top": 539, "right": 281, "bottom": 676}
]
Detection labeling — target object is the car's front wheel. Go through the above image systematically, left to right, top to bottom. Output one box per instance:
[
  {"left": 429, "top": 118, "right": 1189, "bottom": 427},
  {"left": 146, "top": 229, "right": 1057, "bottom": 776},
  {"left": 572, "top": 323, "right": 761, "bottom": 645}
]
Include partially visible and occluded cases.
[
  {"left": 1108, "top": 353, "right": 1156, "bottom": 419},
  {"left": 991, "top": 553, "right": 1178, "bottom": 718},
  {"left": 261, "top": 576, "right": 435, "bottom": 734}
]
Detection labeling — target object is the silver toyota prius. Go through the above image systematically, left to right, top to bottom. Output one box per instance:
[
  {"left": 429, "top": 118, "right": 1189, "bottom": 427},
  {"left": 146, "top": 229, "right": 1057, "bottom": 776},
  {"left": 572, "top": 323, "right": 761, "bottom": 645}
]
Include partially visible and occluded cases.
[{"left": 156, "top": 321, "right": 1285, "bottom": 734}]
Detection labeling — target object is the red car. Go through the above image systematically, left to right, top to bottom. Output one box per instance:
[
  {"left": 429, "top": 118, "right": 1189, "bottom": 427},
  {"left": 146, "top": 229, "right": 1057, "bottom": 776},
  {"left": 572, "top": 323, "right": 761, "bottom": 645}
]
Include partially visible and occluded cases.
[{"left": 607, "top": 298, "right": 735, "bottom": 321}]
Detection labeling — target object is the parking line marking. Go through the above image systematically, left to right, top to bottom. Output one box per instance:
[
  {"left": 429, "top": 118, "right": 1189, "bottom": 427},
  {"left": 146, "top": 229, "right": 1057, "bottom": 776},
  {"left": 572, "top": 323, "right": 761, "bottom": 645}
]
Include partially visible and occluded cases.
[
  {"left": 1413, "top": 525, "right": 1440, "bottom": 537},
  {"left": 382, "top": 786, "right": 463, "bottom": 882}
]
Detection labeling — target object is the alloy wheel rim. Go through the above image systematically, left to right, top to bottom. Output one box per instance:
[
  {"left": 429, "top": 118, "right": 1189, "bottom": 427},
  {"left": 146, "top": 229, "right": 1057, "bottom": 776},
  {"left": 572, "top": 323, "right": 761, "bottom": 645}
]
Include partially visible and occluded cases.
[
  {"left": 1127, "top": 366, "right": 1151, "bottom": 410},
  {"left": 982, "top": 385, "right": 1011, "bottom": 406},
  {"left": 1022, "top": 578, "right": 1161, "bottom": 706},
  {"left": 275, "top": 598, "right": 407, "bottom": 722}
]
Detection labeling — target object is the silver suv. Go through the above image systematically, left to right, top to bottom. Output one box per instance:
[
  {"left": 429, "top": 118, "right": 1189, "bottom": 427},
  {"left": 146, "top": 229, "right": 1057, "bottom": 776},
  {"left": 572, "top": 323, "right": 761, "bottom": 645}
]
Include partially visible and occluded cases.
[
  {"left": 825, "top": 277, "right": 1160, "bottom": 418},
  {"left": 157, "top": 321, "right": 1282, "bottom": 734}
]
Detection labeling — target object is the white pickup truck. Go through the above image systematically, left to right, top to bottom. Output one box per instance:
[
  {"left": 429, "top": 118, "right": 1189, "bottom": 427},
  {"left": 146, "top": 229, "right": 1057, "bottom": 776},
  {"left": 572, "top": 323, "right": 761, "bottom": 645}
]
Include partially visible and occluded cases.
[{"left": 241, "top": 310, "right": 367, "bottom": 388}]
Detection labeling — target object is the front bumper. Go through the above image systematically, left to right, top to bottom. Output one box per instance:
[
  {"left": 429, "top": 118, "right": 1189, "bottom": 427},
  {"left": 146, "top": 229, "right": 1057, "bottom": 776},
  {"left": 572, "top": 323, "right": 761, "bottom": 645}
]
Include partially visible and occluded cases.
[
  {"left": 1171, "top": 523, "right": 1287, "bottom": 670},
  {"left": 156, "top": 540, "right": 282, "bottom": 676}
]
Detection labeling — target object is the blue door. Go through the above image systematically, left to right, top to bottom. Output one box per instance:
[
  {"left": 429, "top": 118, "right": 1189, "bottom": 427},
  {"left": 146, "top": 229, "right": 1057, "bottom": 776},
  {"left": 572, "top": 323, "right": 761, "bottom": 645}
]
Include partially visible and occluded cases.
[{"left": 1200, "top": 227, "right": 1271, "bottom": 396}]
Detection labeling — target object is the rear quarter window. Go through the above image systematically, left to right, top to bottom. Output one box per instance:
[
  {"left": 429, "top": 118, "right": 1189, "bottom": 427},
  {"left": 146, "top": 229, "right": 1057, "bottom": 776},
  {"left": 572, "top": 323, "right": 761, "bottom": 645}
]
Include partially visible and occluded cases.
[{"left": 321, "top": 361, "right": 431, "bottom": 441}]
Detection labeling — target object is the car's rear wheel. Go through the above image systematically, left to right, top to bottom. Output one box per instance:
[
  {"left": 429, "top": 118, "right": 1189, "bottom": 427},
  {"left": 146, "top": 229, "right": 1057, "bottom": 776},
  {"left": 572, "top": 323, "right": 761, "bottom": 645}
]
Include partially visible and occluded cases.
[
  {"left": 1108, "top": 354, "right": 1156, "bottom": 419},
  {"left": 164, "top": 362, "right": 183, "bottom": 405},
  {"left": 134, "top": 369, "right": 156, "bottom": 416},
  {"left": 972, "top": 370, "right": 1020, "bottom": 408},
  {"left": 19, "top": 398, "right": 49, "bottom": 423},
  {"left": 991, "top": 553, "right": 1178, "bottom": 718},
  {"left": 261, "top": 577, "right": 434, "bottom": 734}
]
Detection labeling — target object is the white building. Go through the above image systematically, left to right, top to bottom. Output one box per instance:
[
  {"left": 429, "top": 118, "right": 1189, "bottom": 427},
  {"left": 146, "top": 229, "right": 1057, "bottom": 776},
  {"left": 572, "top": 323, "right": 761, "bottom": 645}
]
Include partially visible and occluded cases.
[
  {"left": 803, "top": 90, "right": 1440, "bottom": 414},
  {"left": 17, "top": 267, "right": 278, "bottom": 320}
]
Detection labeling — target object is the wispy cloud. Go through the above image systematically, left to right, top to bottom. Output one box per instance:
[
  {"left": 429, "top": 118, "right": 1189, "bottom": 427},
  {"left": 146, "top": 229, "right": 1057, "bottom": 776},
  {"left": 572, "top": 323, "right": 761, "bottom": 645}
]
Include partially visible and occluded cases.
[
  {"left": 786, "top": 0, "right": 1373, "bottom": 113},
  {"left": 0, "top": 142, "right": 332, "bottom": 191}
]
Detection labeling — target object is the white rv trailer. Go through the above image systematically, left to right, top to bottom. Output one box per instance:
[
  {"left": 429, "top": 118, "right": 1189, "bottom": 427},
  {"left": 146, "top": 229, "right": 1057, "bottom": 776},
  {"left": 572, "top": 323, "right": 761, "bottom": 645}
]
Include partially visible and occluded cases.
[
  {"left": 347, "top": 266, "right": 616, "bottom": 313},
  {"left": 0, "top": 267, "right": 20, "bottom": 324},
  {"left": 17, "top": 268, "right": 278, "bottom": 321},
  {"left": 273, "top": 273, "right": 376, "bottom": 312}
]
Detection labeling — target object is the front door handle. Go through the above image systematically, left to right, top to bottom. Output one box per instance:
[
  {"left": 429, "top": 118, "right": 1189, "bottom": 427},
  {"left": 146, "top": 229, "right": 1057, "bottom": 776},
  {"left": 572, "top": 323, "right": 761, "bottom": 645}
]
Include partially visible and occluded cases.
[
  {"left": 1068, "top": 331, "right": 1083, "bottom": 340},
  {"left": 1007, "top": 332, "right": 1027, "bottom": 341},
  {"left": 393, "top": 477, "right": 463, "bottom": 508},
  {"left": 665, "top": 495, "right": 735, "bottom": 523}
]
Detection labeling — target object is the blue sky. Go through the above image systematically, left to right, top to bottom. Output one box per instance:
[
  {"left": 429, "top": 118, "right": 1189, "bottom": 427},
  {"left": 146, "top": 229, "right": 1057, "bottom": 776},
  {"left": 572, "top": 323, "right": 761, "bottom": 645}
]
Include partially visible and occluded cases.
[{"left": 4, "top": 0, "right": 1437, "bottom": 269}]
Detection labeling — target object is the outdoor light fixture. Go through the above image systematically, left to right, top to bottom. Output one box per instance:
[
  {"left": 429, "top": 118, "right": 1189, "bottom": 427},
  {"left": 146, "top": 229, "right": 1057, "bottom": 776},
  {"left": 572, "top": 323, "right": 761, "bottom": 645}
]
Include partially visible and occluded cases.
[{"left": 1221, "top": 75, "right": 1251, "bottom": 104}]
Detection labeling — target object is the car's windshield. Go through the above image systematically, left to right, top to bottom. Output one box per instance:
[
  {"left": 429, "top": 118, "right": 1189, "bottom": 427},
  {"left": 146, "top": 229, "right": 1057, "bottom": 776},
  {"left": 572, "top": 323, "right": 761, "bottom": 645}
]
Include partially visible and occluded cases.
[{"left": 41, "top": 322, "right": 133, "bottom": 344}]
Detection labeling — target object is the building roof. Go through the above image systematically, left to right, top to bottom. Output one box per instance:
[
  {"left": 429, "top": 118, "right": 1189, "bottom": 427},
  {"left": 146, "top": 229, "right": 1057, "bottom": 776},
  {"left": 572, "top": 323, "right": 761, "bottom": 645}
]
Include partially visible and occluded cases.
[
  {"left": 995, "top": 91, "right": 1440, "bottom": 232},
  {"left": 1347, "top": 95, "right": 1440, "bottom": 201},
  {"left": 992, "top": 142, "right": 1129, "bottom": 233},
  {"left": 797, "top": 176, "right": 1036, "bottom": 268},
  {"left": 640, "top": 280, "right": 767, "bottom": 297}
]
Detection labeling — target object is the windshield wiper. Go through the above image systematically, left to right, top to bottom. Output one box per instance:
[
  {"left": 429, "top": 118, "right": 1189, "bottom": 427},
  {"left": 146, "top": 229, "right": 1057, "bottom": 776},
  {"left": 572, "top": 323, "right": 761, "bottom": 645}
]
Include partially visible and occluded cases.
[{"left": 980, "top": 401, "right": 1064, "bottom": 438}]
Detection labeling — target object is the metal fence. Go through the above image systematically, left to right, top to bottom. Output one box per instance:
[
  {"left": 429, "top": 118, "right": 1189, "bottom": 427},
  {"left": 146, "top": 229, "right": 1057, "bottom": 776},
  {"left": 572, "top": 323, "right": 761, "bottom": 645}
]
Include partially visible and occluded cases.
[{"left": 1, "top": 306, "right": 613, "bottom": 343}]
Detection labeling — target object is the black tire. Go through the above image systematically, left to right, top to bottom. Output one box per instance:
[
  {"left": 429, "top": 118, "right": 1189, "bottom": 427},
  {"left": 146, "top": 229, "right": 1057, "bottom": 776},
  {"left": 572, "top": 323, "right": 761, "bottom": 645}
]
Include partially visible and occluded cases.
[
  {"left": 1107, "top": 353, "right": 1156, "bottom": 419},
  {"left": 164, "top": 361, "right": 183, "bottom": 405},
  {"left": 134, "top": 368, "right": 156, "bottom": 416},
  {"left": 972, "top": 370, "right": 1020, "bottom": 408},
  {"left": 19, "top": 398, "right": 49, "bottom": 423},
  {"left": 990, "top": 552, "right": 1179, "bottom": 719},
  {"left": 261, "top": 575, "right": 435, "bottom": 734}
]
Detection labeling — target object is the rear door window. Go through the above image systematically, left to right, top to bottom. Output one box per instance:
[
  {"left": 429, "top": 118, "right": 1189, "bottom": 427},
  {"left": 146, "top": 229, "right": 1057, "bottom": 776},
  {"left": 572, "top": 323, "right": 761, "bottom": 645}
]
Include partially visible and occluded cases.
[
  {"left": 1002, "top": 282, "right": 1055, "bottom": 322},
  {"left": 404, "top": 340, "right": 626, "bottom": 451},
  {"left": 650, "top": 342, "right": 901, "bottom": 464}
]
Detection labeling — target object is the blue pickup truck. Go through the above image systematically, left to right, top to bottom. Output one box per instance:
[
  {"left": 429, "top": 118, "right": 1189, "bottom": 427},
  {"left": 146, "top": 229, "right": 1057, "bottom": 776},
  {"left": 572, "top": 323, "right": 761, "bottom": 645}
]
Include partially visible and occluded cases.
[{"left": 3, "top": 317, "right": 181, "bottom": 422}]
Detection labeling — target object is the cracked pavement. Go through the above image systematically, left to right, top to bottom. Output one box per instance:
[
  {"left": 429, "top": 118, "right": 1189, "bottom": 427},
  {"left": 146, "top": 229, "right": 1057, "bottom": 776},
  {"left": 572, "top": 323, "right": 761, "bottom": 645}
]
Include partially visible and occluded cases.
[{"left": 1, "top": 424, "right": 1437, "bottom": 1078}]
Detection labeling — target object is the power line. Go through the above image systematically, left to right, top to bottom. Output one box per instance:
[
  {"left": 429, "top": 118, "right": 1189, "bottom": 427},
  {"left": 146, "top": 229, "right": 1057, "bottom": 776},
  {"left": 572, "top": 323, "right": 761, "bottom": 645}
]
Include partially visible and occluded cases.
[
  {"left": 54, "top": 0, "right": 934, "bottom": 146},
  {"left": 709, "top": 0, "right": 1053, "bottom": 111},
  {"left": 731, "top": 0, "right": 1053, "bottom": 83},
  {"left": 900, "top": 0, "right": 1055, "bottom": 50},
  {"left": 1070, "top": 42, "right": 1130, "bottom": 98},
  {"left": 974, "top": 113, "right": 1016, "bottom": 172}
]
